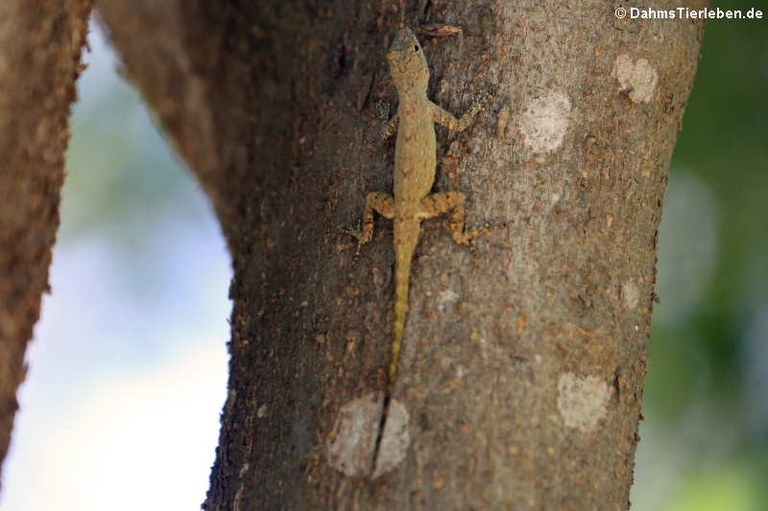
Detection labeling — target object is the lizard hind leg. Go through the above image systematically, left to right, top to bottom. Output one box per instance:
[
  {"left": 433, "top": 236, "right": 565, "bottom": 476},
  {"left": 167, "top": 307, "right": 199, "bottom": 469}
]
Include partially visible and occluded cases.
[
  {"left": 419, "top": 191, "right": 484, "bottom": 245},
  {"left": 346, "top": 192, "right": 395, "bottom": 252}
]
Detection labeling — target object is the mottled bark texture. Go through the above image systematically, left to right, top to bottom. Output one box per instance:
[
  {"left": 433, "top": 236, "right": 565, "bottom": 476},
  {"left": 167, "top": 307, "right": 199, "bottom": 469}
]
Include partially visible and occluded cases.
[
  {"left": 0, "top": 0, "right": 92, "bottom": 485},
  {"left": 97, "top": 1, "right": 705, "bottom": 509}
]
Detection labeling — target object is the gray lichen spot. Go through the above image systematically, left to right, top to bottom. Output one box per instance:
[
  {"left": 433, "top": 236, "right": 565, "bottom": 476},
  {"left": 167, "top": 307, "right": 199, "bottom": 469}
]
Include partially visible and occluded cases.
[
  {"left": 612, "top": 54, "right": 658, "bottom": 104},
  {"left": 518, "top": 90, "right": 571, "bottom": 154},
  {"left": 621, "top": 280, "right": 640, "bottom": 310},
  {"left": 436, "top": 289, "right": 460, "bottom": 312},
  {"left": 556, "top": 372, "right": 611, "bottom": 433},
  {"left": 326, "top": 392, "right": 411, "bottom": 478},
  {"left": 326, "top": 392, "right": 383, "bottom": 477},
  {"left": 373, "top": 398, "right": 410, "bottom": 478}
]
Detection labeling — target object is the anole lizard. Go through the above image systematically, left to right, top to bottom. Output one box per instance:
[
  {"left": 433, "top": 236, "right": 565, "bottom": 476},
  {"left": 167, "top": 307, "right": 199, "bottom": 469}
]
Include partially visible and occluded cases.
[{"left": 351, "top": 27, "right": 487, "bottom": 402}]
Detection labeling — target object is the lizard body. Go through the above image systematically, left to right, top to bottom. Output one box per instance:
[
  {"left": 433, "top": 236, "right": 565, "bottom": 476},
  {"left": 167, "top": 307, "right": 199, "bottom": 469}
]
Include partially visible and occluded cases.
[{"left": 353, "top": 28, "right": 485, "bottom": 397}]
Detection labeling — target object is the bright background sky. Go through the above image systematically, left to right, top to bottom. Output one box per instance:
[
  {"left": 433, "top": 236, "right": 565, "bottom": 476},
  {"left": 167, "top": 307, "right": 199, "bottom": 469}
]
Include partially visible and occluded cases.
[
  {"left": 2, "top": 7, "right": 767, "bottom": 510},
  {"left": 2, "top": 21, "right": 230, "bottom": 511}
]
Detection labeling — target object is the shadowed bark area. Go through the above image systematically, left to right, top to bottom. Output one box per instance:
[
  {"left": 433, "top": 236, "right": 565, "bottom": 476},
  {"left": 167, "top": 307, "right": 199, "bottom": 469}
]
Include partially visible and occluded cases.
[
  {"left": 0, "top": 0, "right": 92, "bottom": 484},
  {"left": 97, "top": 1, "right": 705, "bottom": 509}
]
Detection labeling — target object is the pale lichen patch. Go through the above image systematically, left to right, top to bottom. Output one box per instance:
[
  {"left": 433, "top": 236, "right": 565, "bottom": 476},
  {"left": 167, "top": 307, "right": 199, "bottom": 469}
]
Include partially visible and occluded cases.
[
  {"left": 612, "top": 54, "right": 658, "bottom": 104},
  {"left": 518, "top": 90, "right": 571, "bottom": 154},
  {"left": 621, "top": 280, "right": 640, "bottom": 310},
  {"left": 437, "top": 289, "right": 460, "bottom": 312},
  {"left": 556, "top": 372, "right": 611, "bottom": 433},
  {"left": 326, "top": 392, "right": 410, "bottom": 478},
  {"left": 326, "top": 392, "right": 382, "bottom": 477},
  {"left": 373, "top": 398, "right": 410, "bottom": 478}
]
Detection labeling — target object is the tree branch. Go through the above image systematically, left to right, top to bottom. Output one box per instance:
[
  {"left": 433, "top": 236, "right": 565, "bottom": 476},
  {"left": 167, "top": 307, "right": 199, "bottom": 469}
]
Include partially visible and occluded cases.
[{"left": 0, "top": 0, "right": 93, "bottom": 483}]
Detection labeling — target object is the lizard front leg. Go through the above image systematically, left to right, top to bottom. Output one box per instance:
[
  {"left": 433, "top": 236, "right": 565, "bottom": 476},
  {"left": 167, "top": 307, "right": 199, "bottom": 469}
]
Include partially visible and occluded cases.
[
  {"left": 429, "top": 95, "right": 487, "bottom": 132},
  {"left": 418, "top": 191, "right": 485, "bottom": 244},
  {"left": 347, "top": 192, "right": 395, "bottom": 252}
]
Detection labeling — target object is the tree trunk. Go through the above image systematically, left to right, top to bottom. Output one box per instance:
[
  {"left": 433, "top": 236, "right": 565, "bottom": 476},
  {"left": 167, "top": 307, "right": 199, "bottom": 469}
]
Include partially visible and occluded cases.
[
  {"left": 0, "top": 0, "right": 92, "bottom": 486},
  {"left": 84, "top": 1, "right": 704, "bottom": 508}
]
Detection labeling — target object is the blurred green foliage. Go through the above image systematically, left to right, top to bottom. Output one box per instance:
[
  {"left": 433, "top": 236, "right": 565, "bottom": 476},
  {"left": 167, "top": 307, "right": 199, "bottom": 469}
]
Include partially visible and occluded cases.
[{"left": 638, "top": 0, "right": 768, "bottom": 509}]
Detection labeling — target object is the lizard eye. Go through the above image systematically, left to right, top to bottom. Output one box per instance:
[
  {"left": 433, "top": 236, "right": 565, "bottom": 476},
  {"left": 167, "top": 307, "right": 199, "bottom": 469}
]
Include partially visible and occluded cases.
[{"left": 414, "top": 44, "right": 420, "bottom": 52}]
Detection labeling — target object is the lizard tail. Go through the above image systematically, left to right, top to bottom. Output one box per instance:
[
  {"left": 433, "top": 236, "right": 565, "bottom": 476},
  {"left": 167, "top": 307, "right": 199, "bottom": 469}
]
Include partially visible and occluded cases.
[
  {"left": 389, "top": 223, "right": 418, "bottom": 392},
  {"left": 389, "top": 256, "right": 410, "bottom": 388}
]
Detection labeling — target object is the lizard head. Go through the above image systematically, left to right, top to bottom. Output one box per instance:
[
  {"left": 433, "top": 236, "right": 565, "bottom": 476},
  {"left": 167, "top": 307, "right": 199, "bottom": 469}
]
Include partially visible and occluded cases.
[{"left": 386, "top": 27, "right": 429, "bottom": 96}]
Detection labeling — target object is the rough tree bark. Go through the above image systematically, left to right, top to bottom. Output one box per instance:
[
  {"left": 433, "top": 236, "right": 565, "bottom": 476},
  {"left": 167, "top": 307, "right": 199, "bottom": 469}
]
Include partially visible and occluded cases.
[
  {"left": 0, "top": 0, "right": 92, "bottom": 486},
  {"left": 1, "top": 0, "right": 705, "bottom": 508},
  {"left": 97, "top": 1, "right": 705, "bottom": 509}
]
